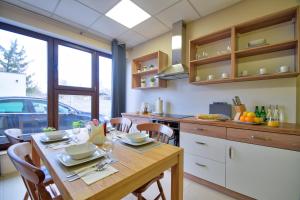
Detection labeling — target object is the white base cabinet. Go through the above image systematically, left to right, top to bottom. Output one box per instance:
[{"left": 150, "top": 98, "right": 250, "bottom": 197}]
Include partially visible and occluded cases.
[
  {"left": 180, "top": 130, "right": 300, "bottom": 200},
  {"left": 180, "top": 131, "right": 226, "bottom": 187},
  {"left": 226, "top": 140, "right": 300, "bottom": 200}
]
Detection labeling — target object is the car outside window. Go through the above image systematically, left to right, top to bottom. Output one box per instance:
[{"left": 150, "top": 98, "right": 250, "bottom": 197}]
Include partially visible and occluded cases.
[
  {"left": 0, "top": 100, "right": 24, "bottom": 113},
  {"left": 32, "top": 100, "right": 47, "bottom": 113},
  {"left": 59, "top": 104, "right": 71, "bottom": 114}
]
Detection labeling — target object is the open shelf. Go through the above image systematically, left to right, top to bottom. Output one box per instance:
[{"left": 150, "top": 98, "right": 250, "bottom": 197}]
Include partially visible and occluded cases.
[
  {"left": 188, "top": 6, "right": 300, "bottom": 85},
  {"left": 236, "top": 7, "right": 297, "bottom": 34},
  {"left": 190, "top": 28, "right": 231, "bottom": 46},
  {"left": 235, "top": 40, "right": 297, "bottom": 58},
  {"left": 132, "top": 51, "right": 168, "bottom": 89},
  {"left": 190, "top": 53, "right": 231, "bottom": 66},
  {"left": 132, "top": 68, "right": 158, "bottom": 76},
  {"left": 191, "top": 72, "right": 299, "bottom": 85},
  {"left": 234, "top": 72, "right": 300, "bottom": 82},
  {"left": 191, "top": 78, "right": 234, "bottom": 85},
  {"left": 134, "top": 86, "right": 161, "bottom": 90}
]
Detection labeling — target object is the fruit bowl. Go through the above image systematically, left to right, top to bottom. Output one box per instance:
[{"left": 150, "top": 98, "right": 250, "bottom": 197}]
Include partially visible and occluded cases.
[{"left": 233, "top": 120, "right": 263, "bottom": 125}]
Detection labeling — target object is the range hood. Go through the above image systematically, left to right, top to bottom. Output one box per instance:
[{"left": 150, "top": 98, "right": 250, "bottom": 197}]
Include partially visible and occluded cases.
[{"left": 155, "top": 20, "right": 188, "bottom": 80}]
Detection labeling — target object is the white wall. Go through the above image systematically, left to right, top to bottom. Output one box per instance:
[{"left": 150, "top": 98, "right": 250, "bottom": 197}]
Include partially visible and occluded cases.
[
  {"left": 126, "top": 0, "right": 299, "bottom": 123},
  {"left": 0, "top": 72, "right": 26, "bottom": 96}
]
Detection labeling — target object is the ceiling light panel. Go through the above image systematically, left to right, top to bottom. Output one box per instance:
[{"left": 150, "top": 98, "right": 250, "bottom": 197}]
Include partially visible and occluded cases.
[{"left": 105, "top": 0, "right": 151, "bottom": 28}]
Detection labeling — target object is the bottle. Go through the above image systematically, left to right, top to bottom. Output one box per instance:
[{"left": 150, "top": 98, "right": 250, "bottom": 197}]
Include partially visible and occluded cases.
[
  {"left": 266, "top": 105, "right": 272, "bottom": 121},
  {"left": 273, "top": 105, "right": 280, "bottom": 125},
  {"left": 254, "top": 106, "right": 260, "bottom": 117},
  {"left": 260, "top": 106, "right": 267, "bottom": 122}
]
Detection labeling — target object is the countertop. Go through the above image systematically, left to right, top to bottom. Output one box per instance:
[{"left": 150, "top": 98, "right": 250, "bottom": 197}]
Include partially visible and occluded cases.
[{"left": 122, "top": 113, "right": 300, "bottom": 136}]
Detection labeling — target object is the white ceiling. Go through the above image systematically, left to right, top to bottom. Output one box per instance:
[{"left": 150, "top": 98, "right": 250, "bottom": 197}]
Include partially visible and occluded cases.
[{"left": 3, "top": 0, "right": 241, "bottom": 48}]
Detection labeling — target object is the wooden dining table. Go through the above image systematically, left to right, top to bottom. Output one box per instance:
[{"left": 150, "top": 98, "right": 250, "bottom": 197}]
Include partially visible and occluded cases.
[{"left": 31, "top": 130, "right": 183, "bottom": 200}]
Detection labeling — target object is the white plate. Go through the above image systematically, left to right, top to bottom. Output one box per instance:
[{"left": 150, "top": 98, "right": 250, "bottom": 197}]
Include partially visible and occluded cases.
[
  {"left": 40, "top": 135, "right": 70, "bottom": 143},
  {"left": 120, "top": 137, "right": 155, "bottom": 146},
  {"left": 57, "top": 149, "right": 106, "bottom": 167}
]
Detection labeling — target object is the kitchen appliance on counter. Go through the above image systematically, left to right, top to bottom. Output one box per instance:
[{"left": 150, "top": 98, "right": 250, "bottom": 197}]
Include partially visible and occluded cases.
[{"left": 151, "top": 113, "right": 193, "bottom": 146}]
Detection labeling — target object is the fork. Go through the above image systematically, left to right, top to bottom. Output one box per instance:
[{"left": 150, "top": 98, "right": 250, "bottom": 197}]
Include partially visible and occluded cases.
[
  {"left": 46, "top": 140, "right": 72, "bottom": 148},
  {"left": 67, "top": 162, "right": 109, "bottom": 182}
]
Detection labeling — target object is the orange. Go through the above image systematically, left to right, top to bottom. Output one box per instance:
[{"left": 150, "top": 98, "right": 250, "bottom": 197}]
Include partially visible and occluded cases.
[
  {"left": 240, "top": 116, "right": 246, "bottom": 122},
  {"left": 245, "top": 116, "right": 254, "bottom": 123}
]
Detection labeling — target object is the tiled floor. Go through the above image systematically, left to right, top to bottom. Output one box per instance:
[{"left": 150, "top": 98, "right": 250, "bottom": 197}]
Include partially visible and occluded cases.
[{"left": 0, "top": 171, "right": 235, "bottom": 200}]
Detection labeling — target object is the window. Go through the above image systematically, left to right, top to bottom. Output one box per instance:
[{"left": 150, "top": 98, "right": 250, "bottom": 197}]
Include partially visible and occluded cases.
[
  {"left": 0, "top": 23, "right": 111, "bottom": 149},
  {"left": 0, "top": 28, "right": 47, "bottom": 146},
  {"left": 57, "top": 45, "right": 92, "bottom": 88},
  {"left": 99, "top": 56, "right": 112, "bottom": 119},
  {"left": 58, "top": 94, "right": 92, "bottom": 130},
  {"left": 0, "top": 100, "right": 24, "bottom": 113},
  {"left": 32, "top": 100, "right": 47, "bottom": 113}
]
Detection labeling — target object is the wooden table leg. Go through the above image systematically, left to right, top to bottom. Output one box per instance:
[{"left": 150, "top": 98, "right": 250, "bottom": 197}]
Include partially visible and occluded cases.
[
  {"left": 31, "top": 140, "right": 40, "bottom": 167},
  {"left": 171, "top": 150, "right": 183, "bottom": 200}
]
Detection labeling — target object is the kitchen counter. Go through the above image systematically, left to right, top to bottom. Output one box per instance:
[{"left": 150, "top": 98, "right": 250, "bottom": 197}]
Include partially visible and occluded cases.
[
  {"left": 122, "top": 112, "right": 184, "bottom": 122},
  {"left": 122, "top": 113, "right": 300, "bottom": 136}
]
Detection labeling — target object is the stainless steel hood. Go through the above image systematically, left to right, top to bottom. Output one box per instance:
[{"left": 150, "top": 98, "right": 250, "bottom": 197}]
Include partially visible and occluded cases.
[{"left": 155, "top": 20, "right": 188, "bottom": 80}]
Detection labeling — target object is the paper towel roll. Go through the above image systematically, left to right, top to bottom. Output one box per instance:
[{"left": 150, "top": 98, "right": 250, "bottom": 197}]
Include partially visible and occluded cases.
[{"left": 155, "top": 97, "right": 163, "bottom": 114}]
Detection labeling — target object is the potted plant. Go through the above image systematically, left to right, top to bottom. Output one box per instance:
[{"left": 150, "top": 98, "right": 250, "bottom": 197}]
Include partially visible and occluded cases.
[
  {"left": 149, "top": 64, "right": 154, "bottom": 69},
  {"left": 142, "top": 65, "right": 147, "bottom": 71},
  {"left": 150, "top": 77, "right": 156, "bottom": 87},
  {"left": 141, "top": 78, "right": 146, "bottom": 87}
]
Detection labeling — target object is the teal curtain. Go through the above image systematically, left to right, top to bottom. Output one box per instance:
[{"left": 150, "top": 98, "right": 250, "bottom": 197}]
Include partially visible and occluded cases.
[{"left": 111, "top": 39, "right": 126, "bottom": 118}]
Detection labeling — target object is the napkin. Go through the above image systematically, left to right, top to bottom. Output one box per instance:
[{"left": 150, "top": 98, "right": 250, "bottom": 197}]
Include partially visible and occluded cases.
[
  {"left": 88, "top": 124, "right": 106, "bottom": 145},
  {"left": 47, "top": 141, "right": 78, "bottom": 150},
  {"left": 75, "top": 165, "right": 118, "bottom": 185}
]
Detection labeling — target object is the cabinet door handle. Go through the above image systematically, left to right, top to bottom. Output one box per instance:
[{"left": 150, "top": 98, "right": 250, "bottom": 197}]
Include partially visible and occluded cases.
[
  {"left": 195, "top": 128, "right": 205, "bottom": 131},
  {"left": 251, "top": 135, "right": 271, "bottom": 141},
  {"left": 195, "top": 141, "right": 206, "bottom": 145},
  {"left": 229, "top": 146, "right": 232, "bottom": 159},
  {"left": 195, "top": 162, "right": 206, "bottom": 167}
]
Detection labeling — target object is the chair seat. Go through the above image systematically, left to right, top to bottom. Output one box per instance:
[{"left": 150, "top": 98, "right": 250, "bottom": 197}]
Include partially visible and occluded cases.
[{"left": 133, "top": 173, "right": 164, "bottom": 194}]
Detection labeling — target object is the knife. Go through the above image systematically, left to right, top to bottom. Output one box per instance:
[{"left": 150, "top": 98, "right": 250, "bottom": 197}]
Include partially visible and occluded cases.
[{"left": 235, "top": 96, "right": 242, "bottom": 105}]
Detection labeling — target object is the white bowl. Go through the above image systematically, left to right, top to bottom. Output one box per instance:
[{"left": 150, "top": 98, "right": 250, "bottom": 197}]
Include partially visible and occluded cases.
[
  {"left": 44, "top": 130, "right": 67, "bottom": 140},
  {"left": 127, "top": 133, "right": 149, "bottom": 143},
  {"left": 65, "top": 143, "right": 97, "bottom": 160}
]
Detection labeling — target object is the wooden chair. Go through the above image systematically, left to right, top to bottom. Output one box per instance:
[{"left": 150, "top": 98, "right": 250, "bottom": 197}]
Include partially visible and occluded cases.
[
  {"left": 110, "top": 117, "right": 132, "bottom": 133},
  {"left": 133, "top": 123, "right": 174, "bottom": 200},
  {"left": 4, "top": 128, "right": 25, "bottom": 144},
  {"left": 4, "top": 129, "right": 53, "bottom": 200},
  {"left": 7, "top": 142, "right": 62, "bottom": 200}
]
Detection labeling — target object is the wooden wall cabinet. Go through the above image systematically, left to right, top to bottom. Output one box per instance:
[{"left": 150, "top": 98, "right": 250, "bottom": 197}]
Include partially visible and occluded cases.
[
  {"left": 189, "top": 7, "right": 300, "bottom": 85},
  {"left": 132, "top": 51, "right": 168, "bottom": 89}
]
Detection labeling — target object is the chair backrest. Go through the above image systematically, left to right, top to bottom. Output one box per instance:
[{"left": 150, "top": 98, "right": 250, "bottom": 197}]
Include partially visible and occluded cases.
[
  {"left": 110, "top": 117, "right": 132, "bottom": 133},
  {"left": 136, "top": 123, "right": 173, "bottom": 144},
  {"left": 4, "top": 128, "right": 23, "bottom": 145},
  {"left": 7, "top": 142, "right": 52, "bottom": 200}
]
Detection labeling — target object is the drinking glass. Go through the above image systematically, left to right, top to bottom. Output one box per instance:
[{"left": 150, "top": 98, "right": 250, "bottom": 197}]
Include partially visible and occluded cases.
[
  {"left": 72, "top": 127, "right": 81, "bottom": 142},
  {"left": 102, "top": 137, "right": 114, "bottom": 161}
]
